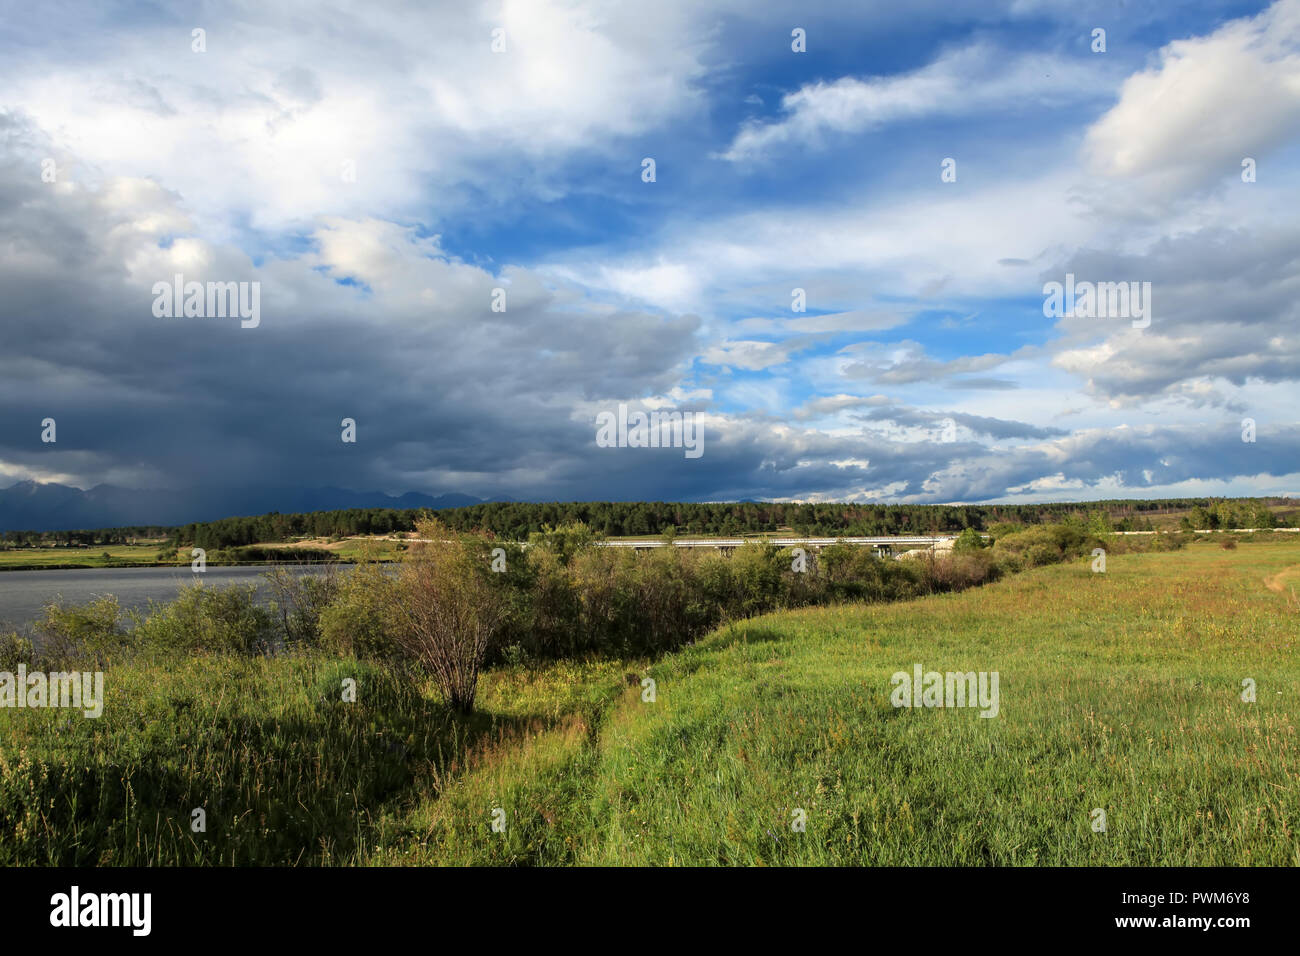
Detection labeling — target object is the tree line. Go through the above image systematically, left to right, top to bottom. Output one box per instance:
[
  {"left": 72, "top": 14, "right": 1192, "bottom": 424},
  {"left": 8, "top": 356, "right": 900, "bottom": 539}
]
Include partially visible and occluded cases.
[
  {"left": 155, "top": 496, "right": 1289, "bottom": 550},
  {"left": 4, "top": 497, "right": 1288, "bottom": 551}
]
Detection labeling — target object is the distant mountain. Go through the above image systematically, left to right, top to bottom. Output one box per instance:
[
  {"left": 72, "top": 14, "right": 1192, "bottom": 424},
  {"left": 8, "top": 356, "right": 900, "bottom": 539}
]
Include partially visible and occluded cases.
[{"left": 0, "top": 481, "right": 512, "bottom": 532}]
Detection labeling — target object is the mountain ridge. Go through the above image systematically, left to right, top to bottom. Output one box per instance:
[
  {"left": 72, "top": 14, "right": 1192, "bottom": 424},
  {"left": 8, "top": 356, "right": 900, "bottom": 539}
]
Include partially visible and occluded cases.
[{"left": 0, "top": 481, "right": 511, "bottom": 532}]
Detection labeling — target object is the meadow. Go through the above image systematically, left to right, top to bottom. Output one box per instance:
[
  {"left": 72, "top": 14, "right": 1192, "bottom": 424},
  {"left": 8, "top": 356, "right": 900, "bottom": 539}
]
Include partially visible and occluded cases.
[
  {"left": 0, "top": 534, "right": 1295, "bottom": 866},
  {"left": 0, "top": 543, "right": 176, "bottom": 570}
]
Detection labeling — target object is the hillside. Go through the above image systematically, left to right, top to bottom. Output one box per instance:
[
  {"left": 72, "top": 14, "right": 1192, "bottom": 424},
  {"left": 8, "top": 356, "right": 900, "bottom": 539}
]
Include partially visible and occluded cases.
[{"left": 370, "top": 538, "right": 1300, "bottom": 865}]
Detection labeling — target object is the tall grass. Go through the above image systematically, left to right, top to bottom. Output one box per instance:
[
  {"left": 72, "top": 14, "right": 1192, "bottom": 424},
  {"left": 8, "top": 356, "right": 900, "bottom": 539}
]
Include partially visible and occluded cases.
[
  {"left": 4, "top": 527, "right": 1265, "bottom": 867},
  {"left": 365, "top": 538, "right": 1299, "bottom": 866}
]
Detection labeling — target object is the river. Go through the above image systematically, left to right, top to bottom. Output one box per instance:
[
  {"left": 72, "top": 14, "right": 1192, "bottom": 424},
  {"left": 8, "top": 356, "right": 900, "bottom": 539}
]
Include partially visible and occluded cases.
[{"left": 0, "top": 564, "right": 351, "bottom": 632}]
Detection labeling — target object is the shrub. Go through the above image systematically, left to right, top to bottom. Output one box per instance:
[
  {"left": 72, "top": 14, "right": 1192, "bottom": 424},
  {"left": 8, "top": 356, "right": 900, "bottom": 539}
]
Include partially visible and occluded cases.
[
  {"left": 391, "top": 518, "right": 508, "bottom": 713},
  {"left": 526, "top": 522, "right": 602, "bottom": 564},
  {"left": 953, "top": 527, "right": 986, "bottom": 553},
  {"left": 729, "top": 542, "right": 786, "bottom": 616},
  {"left": 524, "top": 543, "right": 585, "bottom": 658},
  {"left": 821, "top": 545, "right": 924, "bottom": 602},
  {"left": 227, "top": 546, "right": 338, "bottom": 563},
  {"left": 570, "top": 546, "right": 639, "bottom": 655},
  {"left": 630, "top": 546, "right": 698, "bottom": 654},
  {"left": 691, "top": 549, "right": 737, "bottom": 623},
  {"left": 930, "top": 550, "right": 1000, "bottom": 591},
  {"left": 318, "top": 563, "right": 403, "bottom": 660},
  {"left": 263, "top": 566, "right": 341, "bottom": 647},
  {"left": 132, "top": 583, "right": 276, "bottom": 656},
  {"left": 35, "top": 596, "right": 128, "bottom": 667},
  {"left": 0, "top": 631, "right": 35, "bottom": 671}
]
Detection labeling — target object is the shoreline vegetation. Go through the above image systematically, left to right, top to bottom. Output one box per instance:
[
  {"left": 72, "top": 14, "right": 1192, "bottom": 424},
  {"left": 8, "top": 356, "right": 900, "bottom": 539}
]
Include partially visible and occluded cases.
[
  {"left": 1, "top": 495, "right": 1294, "bottom": 567},
  {"left": 4, "top": 516, "right": 1272, "bottom": 866}
]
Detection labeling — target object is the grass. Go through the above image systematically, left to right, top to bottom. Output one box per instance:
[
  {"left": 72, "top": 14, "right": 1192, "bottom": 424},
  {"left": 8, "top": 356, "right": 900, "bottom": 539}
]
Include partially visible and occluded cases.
[
  {"left": 0, "top": 536, "right": 407, "bottom": 569},
  {"left": 1, "top": 538, "right": 1296, "bottom": 865},
  {"left": 365, "top": 538, "right": 1300, "bottom": 866},
  {"left": 0, "top": 544, "right": 177, "bottom": 570}
]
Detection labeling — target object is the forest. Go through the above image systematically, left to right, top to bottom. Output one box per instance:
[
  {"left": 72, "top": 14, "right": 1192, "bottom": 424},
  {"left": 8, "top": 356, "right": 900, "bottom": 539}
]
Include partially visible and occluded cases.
[
  {"left": 159, "top": 496, "right": 1284, "bottom": 549},
  {"left": 1, "top": 497, "right": 1286, "bottom": 551}
]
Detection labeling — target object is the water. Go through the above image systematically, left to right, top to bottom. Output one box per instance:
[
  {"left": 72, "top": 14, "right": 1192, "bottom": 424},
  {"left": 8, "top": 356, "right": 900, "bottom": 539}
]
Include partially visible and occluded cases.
[{"left": 0, "top": 564, "right": 352, "bottom": 632}]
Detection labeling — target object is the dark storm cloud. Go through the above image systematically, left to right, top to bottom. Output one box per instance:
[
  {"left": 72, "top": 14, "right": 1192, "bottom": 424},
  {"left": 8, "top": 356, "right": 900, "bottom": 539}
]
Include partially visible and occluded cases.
[{"left": 1048, "top": 226, "right": 1300, "bottom": 404}]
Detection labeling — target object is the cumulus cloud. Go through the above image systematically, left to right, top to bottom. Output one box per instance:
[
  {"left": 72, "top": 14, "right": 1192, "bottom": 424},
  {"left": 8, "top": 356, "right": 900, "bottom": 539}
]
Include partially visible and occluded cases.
[
  {"left": 0, "top": 0, "right": 713, "bottom": 232},
  {"left": 2, "top": 0, "right": 1297, "bottom": 509},
  {"left": 1083, "top": 0, "right": 1300, "bottom": 198},
  {"left": 1047, "top": 226, "right": 1300, "bottom": 404}
]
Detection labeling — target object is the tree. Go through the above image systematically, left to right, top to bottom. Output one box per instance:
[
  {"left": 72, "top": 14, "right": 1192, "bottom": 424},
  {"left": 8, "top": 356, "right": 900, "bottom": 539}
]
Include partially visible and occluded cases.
[
  {"left": 393, "top": 518, "right": 507, "bottom": 713},
  {"left": 953, "top": 527, "right": 985, "bottom": 553}
]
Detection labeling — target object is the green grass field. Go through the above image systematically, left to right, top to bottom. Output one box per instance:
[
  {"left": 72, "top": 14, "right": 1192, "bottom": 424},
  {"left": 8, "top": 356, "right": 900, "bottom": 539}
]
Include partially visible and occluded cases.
[
  {"left": 0, "top": 537, "right": 405, "bottom": 569},
  {"left": 2, "top": 538, "right": 1296, "bottom": 865},
  {"left": 0, "top": 543, "right": 175, "bottom": 569}
]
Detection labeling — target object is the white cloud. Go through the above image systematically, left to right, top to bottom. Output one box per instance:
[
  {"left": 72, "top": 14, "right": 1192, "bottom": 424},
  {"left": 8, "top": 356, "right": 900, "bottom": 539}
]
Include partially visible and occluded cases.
[
  {"left": 1, "top": 0, "right": 713, "bottom": 232},
  {"left": 1083, "top": 0, "right": 1300, "bottom": 196},
  {"left": 721, "top": 42, "right": 1114, "bottom": 162}
]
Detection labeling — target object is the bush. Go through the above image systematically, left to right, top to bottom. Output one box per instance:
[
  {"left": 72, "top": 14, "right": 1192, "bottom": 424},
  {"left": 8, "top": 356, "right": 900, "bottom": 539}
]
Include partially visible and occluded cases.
[
  {"left": 391, "top": 518, "right": 508, "bottom": 713},
  {"left": 526, "top": 522, "right": 602, "bottom": 564},
  {"left": 302, "top": 523, "right": 1073, "bottom": 674},
  {"left": 992, "top": 524, "right": 1100, "bottom": 571},
  {"left": 953, "top": 527, "right": 986, "bottom": 553},
  {"left": 728, "top": 542, "right": 787, "bottom": 617},
  {"left": 821, "top": 545, "right": 923, "bottom": 602},
  {"left": 228, "top": 546, "right": 338, "bottom": 563},
  {"left": 569, "top": 546, "right": 641, "bottom": 655},
  {"left": 630, "top": 546, "right": 699, "bottom": 654},
  {"left": 930, "top": 550, "right": 1001, "bottom": 590},
  {"left": 318, "top": 563, "right": 403, "bottom": 660},
  {"left": 263, "top": 566, "right": 341, "bottom": 647},
  {"left": 132, "top": 583, "right": 276, "bottom": 656},
  {"left": 35, "top": 596, "right": 128, "bottom": 667},
  {"left": 0, "top": 631, "right": 35, "bottom": 671}
]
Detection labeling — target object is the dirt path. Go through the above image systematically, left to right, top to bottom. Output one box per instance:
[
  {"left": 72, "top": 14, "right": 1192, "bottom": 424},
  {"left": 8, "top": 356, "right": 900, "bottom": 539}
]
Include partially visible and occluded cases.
[{"left": 1263, "top": 564, "right": 1300, "bottom": 608}]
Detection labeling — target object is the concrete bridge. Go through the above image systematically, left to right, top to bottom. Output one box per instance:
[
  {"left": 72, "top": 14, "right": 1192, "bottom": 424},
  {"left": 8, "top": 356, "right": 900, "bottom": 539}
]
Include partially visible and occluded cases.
[{"left": 598, "top": 536, "right": 962, "bottom": 556}]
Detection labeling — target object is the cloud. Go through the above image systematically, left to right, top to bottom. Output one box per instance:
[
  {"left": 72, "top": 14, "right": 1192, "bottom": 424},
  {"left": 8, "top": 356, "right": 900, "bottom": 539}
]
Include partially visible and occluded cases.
[
  {"left": 0, "top": 0, "right": 714, "bottom": 232},
  {"left": 1083, "top": 0, "right": 1300, "bottom": 197},
  {"left": 2, "top": 1, "right": 1297, "bottom": 510},
  {"left": 721, "top": 42, "right": 1114, "bottom": 162},
  {"left": 1047, "top": 225, "right": 1300, "bottom": 404},
  {"left": 839, "top": 341, "right": 1023, "bottom": 385},
  {"left": 852, "top": 405, "right": 1067, "bottom": 440}
]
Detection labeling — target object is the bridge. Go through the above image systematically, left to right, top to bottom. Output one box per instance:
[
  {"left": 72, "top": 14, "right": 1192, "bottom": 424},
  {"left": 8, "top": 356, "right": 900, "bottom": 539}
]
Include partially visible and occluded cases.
[{"left": 598, "top": 536, "right": 961, "bottom": 556}]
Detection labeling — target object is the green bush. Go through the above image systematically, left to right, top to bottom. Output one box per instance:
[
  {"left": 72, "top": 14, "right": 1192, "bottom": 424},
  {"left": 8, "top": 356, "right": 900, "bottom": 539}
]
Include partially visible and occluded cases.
[
  {"left": 390, "top": 518, "right": 509, "bottom": 713},
  {"left": 526, "top": 522, "right": 602, "bottom": 564},
  {"left": 992, "top": 524, "right": 1100, "bottom": 571},
  {"left": 953, "top": 527, "right": 986, "bottom": 553},
  {"left": 570, "top": 546, "right": 639, "bottom": 655},
  {"left": 318, "top": 564, "right": 403, "bottom": 660},
  {"left": 263, "top": 566, "right": 341, "bottom": 647},
  {"left": 132, "top": 582, "right": 276, "bottom": 656},
  {"left": 35, "top": 596, "right": 128, "bottom": 668},
  {"left": 0, "top": 631, "right": 35, "bottom": 671}
]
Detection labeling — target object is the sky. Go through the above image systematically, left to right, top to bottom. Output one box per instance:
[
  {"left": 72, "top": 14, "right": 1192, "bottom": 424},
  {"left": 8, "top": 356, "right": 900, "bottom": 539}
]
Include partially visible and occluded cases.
[{"left": 1, "top": 0, "right": 1298, "bottom": 507}]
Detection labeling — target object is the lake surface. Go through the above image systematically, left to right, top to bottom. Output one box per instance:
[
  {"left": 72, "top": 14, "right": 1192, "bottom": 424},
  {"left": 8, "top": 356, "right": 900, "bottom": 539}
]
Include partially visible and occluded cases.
[{"left": 0, "top": 564, "right": 352, "bottom": 632}]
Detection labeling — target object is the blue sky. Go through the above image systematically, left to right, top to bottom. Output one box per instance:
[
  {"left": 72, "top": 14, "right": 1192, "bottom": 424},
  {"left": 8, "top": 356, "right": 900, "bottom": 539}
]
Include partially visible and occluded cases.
[{"left": 0, "top": 0, "right": 1298, "bottom": 506}]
